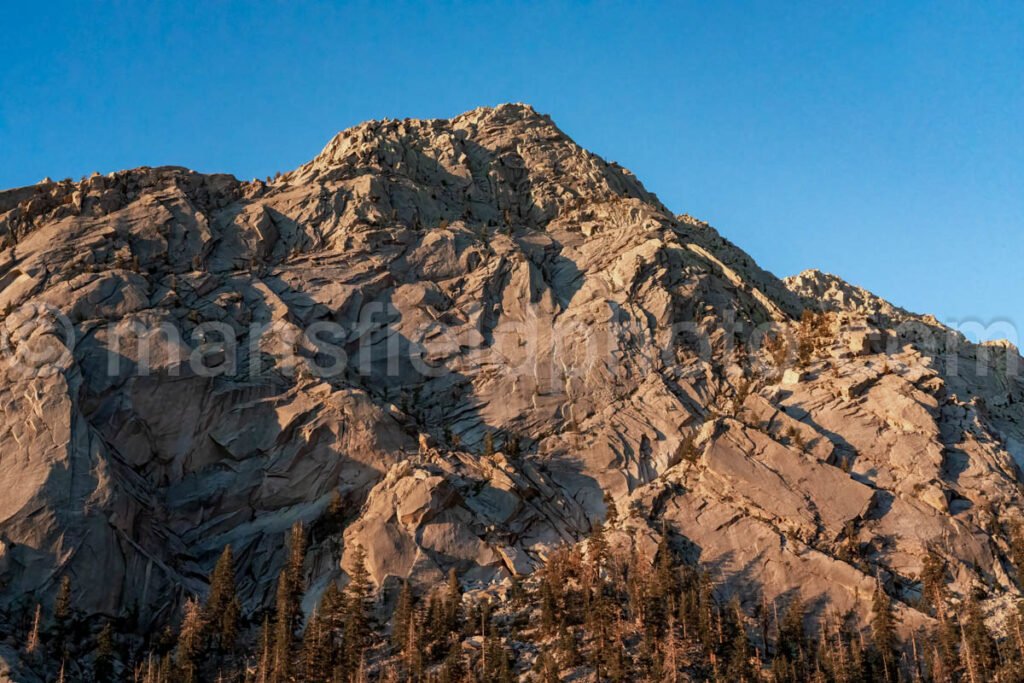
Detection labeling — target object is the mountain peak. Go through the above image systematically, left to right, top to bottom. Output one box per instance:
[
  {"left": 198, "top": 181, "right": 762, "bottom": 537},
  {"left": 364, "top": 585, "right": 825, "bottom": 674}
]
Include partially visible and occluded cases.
[
  {"left": 303, "top": 103, "right": 556, "bottom": 172},
  {"left": 288, "top": 104, "right": 667, "bottom": 230}
]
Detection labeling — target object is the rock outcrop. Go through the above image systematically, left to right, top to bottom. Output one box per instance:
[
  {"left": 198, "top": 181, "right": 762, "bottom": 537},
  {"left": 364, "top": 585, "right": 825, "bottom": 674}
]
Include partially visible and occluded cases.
[{"left": 1, "top": 104, "right": 1022, "bottom": 673}]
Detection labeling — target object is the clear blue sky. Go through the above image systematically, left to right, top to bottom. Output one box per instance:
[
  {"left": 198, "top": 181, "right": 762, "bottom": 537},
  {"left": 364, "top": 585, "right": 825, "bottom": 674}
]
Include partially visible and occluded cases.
[{"left": 2, "top": 2, "right": 1021, "bottom": 339}]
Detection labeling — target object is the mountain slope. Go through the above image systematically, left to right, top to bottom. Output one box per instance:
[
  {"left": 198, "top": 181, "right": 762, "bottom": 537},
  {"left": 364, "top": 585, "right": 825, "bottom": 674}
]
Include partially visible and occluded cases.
[{"left": 1, "top": 104, "right": 1022, "bottom": 678}]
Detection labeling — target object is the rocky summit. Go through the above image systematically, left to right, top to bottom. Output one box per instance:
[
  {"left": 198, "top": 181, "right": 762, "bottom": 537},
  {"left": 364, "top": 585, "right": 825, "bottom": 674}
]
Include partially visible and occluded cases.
[{"left": 1, "top": 104, "right": 1022, "bottom": 681}]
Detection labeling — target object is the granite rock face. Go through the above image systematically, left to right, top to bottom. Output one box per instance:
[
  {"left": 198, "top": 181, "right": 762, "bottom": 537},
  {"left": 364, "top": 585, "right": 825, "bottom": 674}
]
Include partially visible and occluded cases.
[{"left": 0, "top": 104, "right": 1022, "bottom": 649}]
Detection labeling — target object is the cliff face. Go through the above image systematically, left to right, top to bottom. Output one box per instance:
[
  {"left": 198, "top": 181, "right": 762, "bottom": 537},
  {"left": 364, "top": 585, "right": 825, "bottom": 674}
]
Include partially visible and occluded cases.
[{"left": 1, "top": 104, "right": 1022, "bottom": 648}]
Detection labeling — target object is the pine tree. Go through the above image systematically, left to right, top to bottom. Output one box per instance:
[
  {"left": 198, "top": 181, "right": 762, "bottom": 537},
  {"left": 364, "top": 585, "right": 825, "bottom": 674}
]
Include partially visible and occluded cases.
[
  {"left": 482, "top": 431, "right": 495, "bottom": 457},
  {"left": 504, "top": 431, "right": 521, "bottom": 458},
  {"left": 603, "top": 490, "right": 618, "bottom": 526},
  {"left": 287, "top": 521, "right": 307, "bottom": 633},
  {"left": 1011, "top": 521, "right": 1024, "bottom": 587},
  {"left": 584, "top": 523, "right": 615, "bottom": 681},
  {"left": 651, "top": 531, "right": 679, "bottom": 633},
  {"left": 343, "top": 544, "right": 374, "bottom": 673},
  {"left": 204, "top": 545, "right": 239, "bottom": 652},
  {"left": 624, "top": 546, "right": 648, "bottom": 628},
  {"left": 921, "top": 549, "right": 948, "bottom": 614},
  {"left": 445, "top": 568, "right": 462, "bottom": 636},
  {"left": 271, "top": 570, "right": 294, "bottom": 683},
  {"left": 695, "top": 570, "right": 717, "bottom": 651},
  {"left": 53, "top": 574, "right": 72, "bottom": 657},
  {"left": 54, "top": 575, "right": 72, "bottom": 623},
  {"left": 318, "top": 580, "right": 346, "bottom": 675},
  {"left": 391, "top": 580, "right": 414, "bottom": 650},
  {"left": 870, "top": 584, "right": 899, "bottom": 682},
  {"left": 424, "top": 590, "right": 445, "bottom": 656},
  {"left": 961, "top": 591, "right": 995, "bottom": 680},
  {"left": 777, "top": 595, "right": 807, "bottom": 677},
  {"left": 221, "top": 596, "right": 241, "bottom": 654},
  {"left": 176, "top": 598, "right": 205, "bottom": 683},
  {"left": 725, "top": 598, "right": 755, "bottom": 682},
  {"left": 930, "top": 598, "right": 961, "bottom": 680},
  {"left": 999, "top": 599, "right": 1024, "bottom": 681},
  {"left": 404, "top": 607, "right": 424, "bottom": 680},
  {"left": 300, "top": 609, "right": 328, "bottom": 679},
  {"left": 661, "top": 612, "right": 681, "bottom": 683},
  {"left": 256, "top": 614, "right": 272, "bottom": 683},
  {"left": 93, "top": 620, "right": 115, "bottom": 682},
  {"left": 482, "top": 621, "right": 512, "bottom": 681},
  {"left": 604, "top": 624, "right": 631, "bottom": 682},
  {"left": 442, "top": 635, "right": 466, "bottom": 682},
  {"left": 138, "top": 652, "right": 157, "bottom": 683},
  {"left": 160, "top": 654, "right": 174, "bottom": 683}
]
